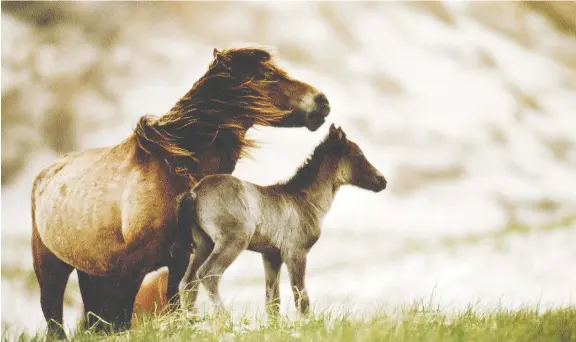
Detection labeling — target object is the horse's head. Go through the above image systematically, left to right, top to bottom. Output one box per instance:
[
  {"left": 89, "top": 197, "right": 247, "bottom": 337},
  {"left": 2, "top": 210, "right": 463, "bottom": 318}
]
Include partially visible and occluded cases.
[
  {"left": 210, "top": 47, "right": 330, "bottom": 131},
  {"left": 327, "top": 124, "right": 387, "bottom": 192}
]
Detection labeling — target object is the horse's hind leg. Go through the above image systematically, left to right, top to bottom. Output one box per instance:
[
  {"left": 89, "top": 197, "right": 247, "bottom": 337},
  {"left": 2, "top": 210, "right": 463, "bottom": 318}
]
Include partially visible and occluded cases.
[
  {"left": 32, "top": 228, "right": 73, "bottom": 340},
  {"left": 197, "top": 237, "right": 249, "bottom": 312}
]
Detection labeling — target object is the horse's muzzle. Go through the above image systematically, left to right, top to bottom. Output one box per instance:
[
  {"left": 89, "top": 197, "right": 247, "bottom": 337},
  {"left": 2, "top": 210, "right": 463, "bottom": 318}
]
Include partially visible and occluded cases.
[
  {"left": 306, "top": 95, "right": 330, "bottom": 131},
  {"left": 372, "top": 176, "right": 387, "bottom": 192}
]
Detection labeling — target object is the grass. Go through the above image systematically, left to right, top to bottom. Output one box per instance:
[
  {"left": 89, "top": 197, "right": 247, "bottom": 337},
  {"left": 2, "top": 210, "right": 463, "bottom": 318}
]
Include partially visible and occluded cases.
[{"left": 4, "top": 303, "right": 576, "bottom": 342}]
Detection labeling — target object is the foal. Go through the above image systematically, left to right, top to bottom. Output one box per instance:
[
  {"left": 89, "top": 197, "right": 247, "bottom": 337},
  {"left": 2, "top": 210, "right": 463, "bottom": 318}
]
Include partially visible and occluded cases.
[{"left": 178, "top": 124, "right": 387, "bottom": 317}]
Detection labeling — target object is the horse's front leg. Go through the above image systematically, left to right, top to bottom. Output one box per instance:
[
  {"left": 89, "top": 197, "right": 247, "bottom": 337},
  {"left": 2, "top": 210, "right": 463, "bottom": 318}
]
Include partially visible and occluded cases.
[
  {"left": 165, "top": 249, "right": 193, "bottom": 311},
  {"left": 284, "top": 251, "right": 310, "bottom": 316},
  {"left": 262, "top": 252, "right": 283, "bottom": 318},
  {"left": 77, "top": 271, "right": 109, "bottom": 331},
  {"left": 79, "top": 273, "right": 145, "bottom": 334},
  {"left": 107, "top": 274, "right": 146, "bottom": 333}
]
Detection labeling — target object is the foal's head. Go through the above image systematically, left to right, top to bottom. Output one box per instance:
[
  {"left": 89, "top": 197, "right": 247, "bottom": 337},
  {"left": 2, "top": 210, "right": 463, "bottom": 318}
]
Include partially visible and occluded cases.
[
  {"left": 208, "top": 47, "right": 330, "bottom": 131},
  {"left": 327, "top": 124, "right": 387, "bottom": 192}
]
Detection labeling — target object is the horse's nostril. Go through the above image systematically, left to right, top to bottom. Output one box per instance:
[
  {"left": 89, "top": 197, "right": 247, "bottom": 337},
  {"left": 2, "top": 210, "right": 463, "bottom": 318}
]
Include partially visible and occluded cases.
[
  {"left": 314, "top": 93, "right": 329, "bottom": 107},
  {"left": 379, "top": 177, "right": 387, "bottom": 189}
]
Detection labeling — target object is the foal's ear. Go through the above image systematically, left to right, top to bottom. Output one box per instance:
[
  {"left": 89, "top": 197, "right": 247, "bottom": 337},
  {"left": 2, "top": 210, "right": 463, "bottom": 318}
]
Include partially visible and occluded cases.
[
  {"left": 213, "top": 48, "right": 221, "bottom": 58},
  {"left": 329, "top": 123, "right": 338, "bottom": 135},
  {"left": 328, "top": 124, "right": 346, "bottom": 142},
  {"left": 336, "top": 127, "right": 346, "bottom": 140}
]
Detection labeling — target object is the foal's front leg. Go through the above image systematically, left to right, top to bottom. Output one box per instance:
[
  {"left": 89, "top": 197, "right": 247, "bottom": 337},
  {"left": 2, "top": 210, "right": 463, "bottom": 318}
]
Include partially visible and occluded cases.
[
  {"left": 284, "top": 251, "right": 310, "bottom": 316},
  {"left": 262, "top": 252, "right": 283, "bottom": 318}
]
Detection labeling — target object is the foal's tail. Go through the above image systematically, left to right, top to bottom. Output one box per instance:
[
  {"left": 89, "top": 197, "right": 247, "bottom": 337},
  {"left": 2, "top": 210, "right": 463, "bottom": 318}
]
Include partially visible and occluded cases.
[{"left": 173, "top": 191, "right": 198, "bottom": 256}]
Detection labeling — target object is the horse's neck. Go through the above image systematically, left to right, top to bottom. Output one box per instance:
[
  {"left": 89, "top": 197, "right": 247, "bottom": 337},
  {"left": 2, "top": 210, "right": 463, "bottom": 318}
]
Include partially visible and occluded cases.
[
  {"left": 132, "top": 119, "right": 249, "bottom": 179},
  {"left": 191, "top": 127, "right": 248, "bottom": 176}
]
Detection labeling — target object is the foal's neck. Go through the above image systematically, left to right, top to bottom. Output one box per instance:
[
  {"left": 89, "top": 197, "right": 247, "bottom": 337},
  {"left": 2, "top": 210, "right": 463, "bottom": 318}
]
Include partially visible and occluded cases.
[{"left": 296, "top": 158, "right": 342, "bottom": 218}]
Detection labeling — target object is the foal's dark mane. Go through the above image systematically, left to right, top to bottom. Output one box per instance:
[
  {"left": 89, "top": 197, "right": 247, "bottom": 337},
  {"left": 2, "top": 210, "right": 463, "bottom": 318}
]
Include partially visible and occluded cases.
[
  {"left": 133, "top": 47, "right": 288, "bottom": 184},
  {"left": 279, "top": 134, "right": 340, "bottom": 193}
]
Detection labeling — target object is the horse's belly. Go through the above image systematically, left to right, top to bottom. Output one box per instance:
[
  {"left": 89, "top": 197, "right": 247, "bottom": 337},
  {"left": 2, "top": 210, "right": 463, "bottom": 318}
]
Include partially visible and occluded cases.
[
  {"left": 35, "top": 173, "right": 127, "bottom": 275},
  {"left": 36, "top": 195, "right": 126, "bottom": 275},
  {"left": 37, "top": 195, "right": 170, "bottom": 276},
  {"left": 38, "top": 213, "right": 165, "bottom": 276}
]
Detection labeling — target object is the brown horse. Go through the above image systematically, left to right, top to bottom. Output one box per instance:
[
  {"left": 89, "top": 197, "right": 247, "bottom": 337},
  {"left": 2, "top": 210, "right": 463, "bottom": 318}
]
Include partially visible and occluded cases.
[{"left": 31, "top": 47, "right": 330, "bottom": 339}]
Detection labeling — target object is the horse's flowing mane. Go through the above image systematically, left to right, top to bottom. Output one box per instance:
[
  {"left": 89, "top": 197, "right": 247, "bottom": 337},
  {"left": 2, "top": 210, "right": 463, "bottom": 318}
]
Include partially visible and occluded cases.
[
  {"left": 133, "top": 48, "right": 289, "bottom": 183},
  {"left": 280, "top": 133, "right": 338, "bottom": 193}
]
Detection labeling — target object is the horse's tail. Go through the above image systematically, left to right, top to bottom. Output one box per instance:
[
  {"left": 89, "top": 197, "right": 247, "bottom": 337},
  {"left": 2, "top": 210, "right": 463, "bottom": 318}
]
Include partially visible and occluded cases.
[{"left": 173, "top": 191, "right": 198, "bottom": 256}]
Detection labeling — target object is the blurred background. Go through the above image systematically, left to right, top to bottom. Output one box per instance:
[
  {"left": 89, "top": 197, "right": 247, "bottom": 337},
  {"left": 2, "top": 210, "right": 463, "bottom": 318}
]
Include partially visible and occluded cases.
[{"left": 2, "top": 1, "right": 576, "bottom": 335}]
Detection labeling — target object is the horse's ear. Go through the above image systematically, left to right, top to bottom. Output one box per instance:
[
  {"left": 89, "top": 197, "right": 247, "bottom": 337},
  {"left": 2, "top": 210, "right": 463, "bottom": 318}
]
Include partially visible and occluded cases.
[
  {"left": 213, "top": 48, "right": 227, "bottom": 65},
  {"left": 251, "top": 49, "right": 271, "bottom": 62}
]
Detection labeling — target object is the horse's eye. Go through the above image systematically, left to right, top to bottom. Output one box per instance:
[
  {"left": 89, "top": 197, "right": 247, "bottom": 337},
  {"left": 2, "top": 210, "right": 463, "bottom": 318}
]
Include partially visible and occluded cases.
[{"left": 264, "top": 71, "right": 276, "bottom": 81}]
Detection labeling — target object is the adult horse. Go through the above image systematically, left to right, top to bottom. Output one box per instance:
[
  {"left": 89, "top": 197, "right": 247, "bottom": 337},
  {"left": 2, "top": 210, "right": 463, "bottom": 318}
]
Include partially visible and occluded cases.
[{"left": 31, "top": 47, "right": 330, "bottom": 339}]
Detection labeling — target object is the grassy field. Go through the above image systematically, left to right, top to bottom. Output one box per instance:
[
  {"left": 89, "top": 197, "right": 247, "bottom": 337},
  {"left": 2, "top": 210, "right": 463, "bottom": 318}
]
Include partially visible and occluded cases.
[{"left": 4, "top": 303, "right": 575, "bottom": 342}]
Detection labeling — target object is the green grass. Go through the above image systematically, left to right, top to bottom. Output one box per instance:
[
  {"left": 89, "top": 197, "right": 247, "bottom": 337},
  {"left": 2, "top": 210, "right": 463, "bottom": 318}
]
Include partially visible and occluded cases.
[{"left": 4, "top": 304, "right": 576, "bottom": 342}]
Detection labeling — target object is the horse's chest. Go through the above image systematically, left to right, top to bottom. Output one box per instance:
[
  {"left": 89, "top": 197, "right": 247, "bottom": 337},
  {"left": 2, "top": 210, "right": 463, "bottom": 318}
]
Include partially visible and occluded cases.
[{"left": 195, "top": 146, "right": 240, "bottom": 176}]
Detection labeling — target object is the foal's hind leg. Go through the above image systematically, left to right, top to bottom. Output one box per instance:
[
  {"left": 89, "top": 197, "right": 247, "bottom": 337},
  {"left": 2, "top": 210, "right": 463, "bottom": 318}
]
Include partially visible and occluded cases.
[
  {"left": 32, "top": 228, "right": 74, "bottom": 340},
  {"left": 180, "top": 232, "right": 213, "bottom": 312},
  {"left": 197, "top": 237, "right": 249, "bottom": 312}
]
